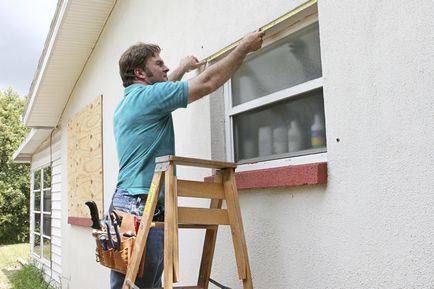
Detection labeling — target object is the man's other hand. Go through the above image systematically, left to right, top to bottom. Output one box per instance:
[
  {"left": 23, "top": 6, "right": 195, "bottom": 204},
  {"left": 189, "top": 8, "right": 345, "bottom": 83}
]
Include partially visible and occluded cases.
[{"left": 180, "top": 56, "right": 207, "bottom": 73}]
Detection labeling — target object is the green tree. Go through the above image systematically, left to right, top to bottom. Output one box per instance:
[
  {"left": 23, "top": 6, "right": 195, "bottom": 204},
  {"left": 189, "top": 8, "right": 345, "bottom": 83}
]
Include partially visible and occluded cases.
[{"left": 0, "top": 88, "right": 30, "bottom": 244}]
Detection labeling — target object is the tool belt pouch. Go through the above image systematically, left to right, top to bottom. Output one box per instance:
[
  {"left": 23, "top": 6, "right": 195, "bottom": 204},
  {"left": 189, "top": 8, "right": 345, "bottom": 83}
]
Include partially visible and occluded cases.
[{"left": 95, "top": 236, "right": 145, "bottom": 277}]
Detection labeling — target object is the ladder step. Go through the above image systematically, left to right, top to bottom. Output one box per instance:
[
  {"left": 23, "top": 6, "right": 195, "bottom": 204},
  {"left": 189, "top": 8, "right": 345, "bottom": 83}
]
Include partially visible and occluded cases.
[
  {"left": 155, "top": 155, "right": 236, "bottom": 169},
  {"left": 177, "top": 180, "right": 224, "bottom": 199},
  {"left": 178, "top": 207, "right": 229, "bottom": 225},
  {"left": 152, "top": 222, "right": 218, "bottom": 229},
  {"left": 178, "top": 224, "right": 218, "bottom": 229},
  {"left": 127, "top": 281, "right": 203, "bottom": 289},
  {"left": 148, "top": 287, "right": 203, "bottom": 289}
]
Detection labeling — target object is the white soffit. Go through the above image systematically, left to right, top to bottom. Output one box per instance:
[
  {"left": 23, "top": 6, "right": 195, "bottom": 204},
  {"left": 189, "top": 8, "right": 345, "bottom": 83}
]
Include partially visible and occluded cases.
[
  {"left": 23, "top": 0, "right": 116, "bottom": 128},
  {"left": 12, "top": 129, "right": 53, "bottom": 163}
]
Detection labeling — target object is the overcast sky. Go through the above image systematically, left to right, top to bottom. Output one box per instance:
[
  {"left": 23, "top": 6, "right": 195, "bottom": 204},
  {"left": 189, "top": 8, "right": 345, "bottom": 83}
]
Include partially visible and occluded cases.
[{"left": 0, "top": 0, "right": 58, "bottom": 97}]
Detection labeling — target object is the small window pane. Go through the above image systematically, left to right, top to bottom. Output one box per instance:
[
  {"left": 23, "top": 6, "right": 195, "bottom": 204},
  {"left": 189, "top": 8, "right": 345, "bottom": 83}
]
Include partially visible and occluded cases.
[
  {"left": 232, "top": 22, "right": 322, "bottom": 106},
  {"left": 233, "top": 89, "right": 326, "bottom": 162},
  {"left": 43, "top": 167, "right": 52, "bottom": 188},
  {"left": 33, "top": 170, "right": 41, "bottom": 190},
  {"left": 43, "top": 189, "right": 51, "bottom": 212},
  {"left": 34, "top": 191, "right": 41, "bottom": 211},
  {"left": 34, "top": 213, "right": 41, "bottom": 232},
  {"left": 43, "top": 215, "right": 51, "bottom": 236},
  {"left": 33, "top": 234, "right": 41, "bottom": 257},
  {"left": 42, "top": 238, "right": 51, "bottom": 260}
]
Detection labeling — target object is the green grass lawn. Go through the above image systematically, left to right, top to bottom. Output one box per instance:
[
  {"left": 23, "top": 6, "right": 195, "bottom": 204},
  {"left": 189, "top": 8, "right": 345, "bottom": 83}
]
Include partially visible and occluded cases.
[{"left": 0, "top": 243, "right": 30, "bottom": 289}]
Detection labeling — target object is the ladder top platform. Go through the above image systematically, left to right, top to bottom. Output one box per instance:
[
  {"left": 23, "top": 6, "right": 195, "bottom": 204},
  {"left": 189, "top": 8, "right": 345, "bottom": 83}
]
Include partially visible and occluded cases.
[{"left": 155, "top": 155, "right": 236, "bottom": 169}]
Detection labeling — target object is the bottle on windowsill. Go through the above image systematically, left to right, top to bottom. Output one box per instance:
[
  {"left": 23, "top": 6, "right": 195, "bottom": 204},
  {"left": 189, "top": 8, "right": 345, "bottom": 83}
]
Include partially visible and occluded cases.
[
  {"left": 311, "top": 113, "right": 325, "bottom": 148},
  {"left": 287, "top": 119, "right": 302, "bottom": 152},
  {"left": 273, "top": 124, "right": 288, "bottom": 154},
  {"left": 258, "top": 126, "right": 272, "bottom": 157}
]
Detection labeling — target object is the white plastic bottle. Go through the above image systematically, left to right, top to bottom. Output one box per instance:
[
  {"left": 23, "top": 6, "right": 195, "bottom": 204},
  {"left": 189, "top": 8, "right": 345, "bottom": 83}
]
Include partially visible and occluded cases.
[
  {"left": 311, "top": 113, "right": 325, "bottom": 148},
  {"left": 287, "top": 120, "right": 302, "bottom": 152},
  {"left": 273, "top": 124, "right": 288, "bottom": 154},
  {"left": 258, "top": 126, "right": 272, "bottom": 157},
  {"left": 242, "top": 137, "right": 256, "bottom": 159}
]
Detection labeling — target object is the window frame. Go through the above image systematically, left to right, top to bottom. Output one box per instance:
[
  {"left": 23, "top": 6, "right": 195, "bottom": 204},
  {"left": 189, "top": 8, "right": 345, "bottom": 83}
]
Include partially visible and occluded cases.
[
  {"left": 224, "top": 15, "right": 326, "bottom": 169},
  {"left": 31, "top": 165, "right": 52, "bottom": 265}
]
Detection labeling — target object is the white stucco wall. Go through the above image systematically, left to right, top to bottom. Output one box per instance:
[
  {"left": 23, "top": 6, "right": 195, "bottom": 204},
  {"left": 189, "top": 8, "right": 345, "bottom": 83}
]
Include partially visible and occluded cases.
[
  {"left": 33, "top": 0, "right": 434, "bottom": 288},
  {"left": 313, "top": 1, "right": 434, "bottom": 288}
]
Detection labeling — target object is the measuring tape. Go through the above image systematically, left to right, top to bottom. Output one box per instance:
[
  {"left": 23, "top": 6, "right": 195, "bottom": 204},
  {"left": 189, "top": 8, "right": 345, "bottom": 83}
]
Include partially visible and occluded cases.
[{"left": 205, "top": 0, "right": 317, "bottom": 62}]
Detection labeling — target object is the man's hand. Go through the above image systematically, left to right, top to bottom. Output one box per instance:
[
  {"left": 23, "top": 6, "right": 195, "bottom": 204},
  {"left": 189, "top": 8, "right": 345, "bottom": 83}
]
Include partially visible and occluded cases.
[
  {"left": 238, "top": 30, "right": 265, "bottom": 54},
  {"left": 169, "top": 56, "right": 206, "bottom": 82},
  {"left": 180, "top": 56, "right": 207, "bottom": 73}
]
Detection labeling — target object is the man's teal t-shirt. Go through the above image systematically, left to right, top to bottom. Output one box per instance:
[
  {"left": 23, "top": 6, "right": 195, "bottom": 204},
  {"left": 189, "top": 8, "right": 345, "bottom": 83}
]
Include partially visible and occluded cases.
[{"left": 113, "top": 81, "right": 188, "bottom": 205}]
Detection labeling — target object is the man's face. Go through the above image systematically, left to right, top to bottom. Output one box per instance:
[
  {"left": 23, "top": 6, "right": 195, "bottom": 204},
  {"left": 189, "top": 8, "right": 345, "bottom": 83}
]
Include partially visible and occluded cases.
[{"left": 144, "top": 53, "right": 169, "bottom": 84}]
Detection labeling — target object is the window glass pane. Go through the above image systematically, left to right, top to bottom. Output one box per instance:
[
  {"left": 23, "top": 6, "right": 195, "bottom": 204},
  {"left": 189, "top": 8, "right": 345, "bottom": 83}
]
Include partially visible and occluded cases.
[
  {"left": 232, "top": 22, "right": 322, "bottom": 106},
  {"left": 233, "top": 89, "right": 326, "bottom": 162},
  {"left": 43, "top": 167, "right": 52, "bottom": 188},
  {"left": 33, "top": 170, "right": 41, "bottom": 190},
  {"left": 43, "top": 189, "right": 51, "bottom": 212},
  {"left": 34, "top": 191, "right": 41, "bottom": 211},
  {"left": 34, "top": 213, "right": 41, "bottom": 232},
  {"left": 43, "top": 214, "right": 51, "bottom": 236},
  {"left": 33, "top": 234, "right": 41, "bottom": 257},
  {"left": 42, "top": 238, "right": 51, "bottom": 260}
]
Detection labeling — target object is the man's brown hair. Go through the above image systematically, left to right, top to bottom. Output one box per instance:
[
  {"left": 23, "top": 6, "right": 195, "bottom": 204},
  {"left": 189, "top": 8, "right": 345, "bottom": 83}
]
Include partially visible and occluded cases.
[{"left": 119, "top": 43, "right": 161, "bottom": 87}]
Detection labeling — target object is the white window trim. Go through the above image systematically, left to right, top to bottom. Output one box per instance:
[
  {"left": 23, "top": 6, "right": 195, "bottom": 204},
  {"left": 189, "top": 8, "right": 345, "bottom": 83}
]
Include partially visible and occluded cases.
[
  {"left": 224, "top": 15, "right": 326, "bottom": 171},
  {"left": 228, "top": 77, "right": 323, "bottom": 117},
  {"left": 234, "top": 152, "right": 327, "bottom": 172},
  {"left": 30, "top": 165, "right": 52, "bottom": 266}
]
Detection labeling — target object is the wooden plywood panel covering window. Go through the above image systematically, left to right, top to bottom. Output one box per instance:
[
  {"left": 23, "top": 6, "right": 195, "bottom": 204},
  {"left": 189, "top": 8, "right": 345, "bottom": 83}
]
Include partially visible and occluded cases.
[{"left": 67, "top": 95, "right": 103, "bottom": 223}]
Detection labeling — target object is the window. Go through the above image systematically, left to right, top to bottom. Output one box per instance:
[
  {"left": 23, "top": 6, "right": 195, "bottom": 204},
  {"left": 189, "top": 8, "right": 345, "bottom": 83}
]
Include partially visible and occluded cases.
[
  {"left": 226, "top": 20, "right": 326, "bottom": 164},
  {"left": 31, "top": 166, "right": 52, "bottom": 262}
]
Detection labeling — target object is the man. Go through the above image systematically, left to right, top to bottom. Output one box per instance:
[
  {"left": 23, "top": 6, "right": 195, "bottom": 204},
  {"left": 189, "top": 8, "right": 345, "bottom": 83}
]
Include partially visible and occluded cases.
[{"left": 111, "top": 30, "right": 264, "bottom": 288}]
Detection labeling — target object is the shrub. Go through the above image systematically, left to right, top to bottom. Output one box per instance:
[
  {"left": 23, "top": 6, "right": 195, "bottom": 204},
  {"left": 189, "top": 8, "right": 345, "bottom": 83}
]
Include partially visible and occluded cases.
[{"left": 0, "top": 182, "right": 29, "bottom": 244}]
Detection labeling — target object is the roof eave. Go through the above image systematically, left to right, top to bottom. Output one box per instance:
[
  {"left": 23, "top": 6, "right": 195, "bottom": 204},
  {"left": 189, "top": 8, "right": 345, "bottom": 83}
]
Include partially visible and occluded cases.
[
  {"left": 22, "top": 0, "right": 116, "bottom": 128},
  {"left": 22, "top": 0, "right": 67, "bottom": 127},
  {"left": 12, "top": 129, "right": 53, "bottom": 163}
]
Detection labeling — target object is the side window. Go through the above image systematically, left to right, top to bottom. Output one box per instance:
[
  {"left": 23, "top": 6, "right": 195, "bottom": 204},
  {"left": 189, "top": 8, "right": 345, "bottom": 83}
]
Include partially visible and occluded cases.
[
  {"left": 226, "top": 21, "right": 326, "bottom": 163},
  {"left": 32, "top": 166, "right": 52, "bottom": 262}
]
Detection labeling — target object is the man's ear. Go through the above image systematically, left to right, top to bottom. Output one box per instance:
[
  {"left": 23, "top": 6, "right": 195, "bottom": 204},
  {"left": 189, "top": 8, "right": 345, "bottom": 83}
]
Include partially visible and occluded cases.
[{"left": 134, "top": 68, "right": 146, "bottom": 80}]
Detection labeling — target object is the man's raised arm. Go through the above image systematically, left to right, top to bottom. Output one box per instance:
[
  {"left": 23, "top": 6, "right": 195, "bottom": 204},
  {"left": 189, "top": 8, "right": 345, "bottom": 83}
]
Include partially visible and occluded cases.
[{"left": 187, "top": 30, "right": 264, "bottom": 104}]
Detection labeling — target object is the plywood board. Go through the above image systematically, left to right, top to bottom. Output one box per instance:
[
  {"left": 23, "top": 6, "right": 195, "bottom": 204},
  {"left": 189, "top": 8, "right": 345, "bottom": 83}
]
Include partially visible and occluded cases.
[{"left": 67, "top": 95, "right": 103, "bottom": 220}]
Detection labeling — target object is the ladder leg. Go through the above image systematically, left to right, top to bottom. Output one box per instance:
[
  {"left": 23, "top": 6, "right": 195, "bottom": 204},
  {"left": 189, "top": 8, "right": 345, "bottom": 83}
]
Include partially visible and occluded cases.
[
  {"left": 164, "top": 164, "right": 176, "bottom": 289},
  {"left": 223, "top": 169, "right": 253, "bottom": 289},
  {"left": 122, "top": 171, "right": 164, "bottom": 289},
  {"left": 197, "top": 171, "right": 223, "bottom": 289},
  {"left": 173, "top": 176, "right": 180, "bottom": 283},
  {"left": 197, "top": 199, "right": 222, "bottom": 289}
]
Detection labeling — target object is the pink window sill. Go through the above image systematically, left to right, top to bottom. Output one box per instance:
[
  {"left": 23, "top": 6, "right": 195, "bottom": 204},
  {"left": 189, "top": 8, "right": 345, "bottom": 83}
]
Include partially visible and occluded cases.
[{"left": 205, "top": 162, "right": 327, "bottom": 190}]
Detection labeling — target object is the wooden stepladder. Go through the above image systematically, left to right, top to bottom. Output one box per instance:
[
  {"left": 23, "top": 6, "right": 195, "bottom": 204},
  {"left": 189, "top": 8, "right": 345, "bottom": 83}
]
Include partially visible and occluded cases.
[{"left": 122, "top": 155, "right": 253, "bottom": 289}]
